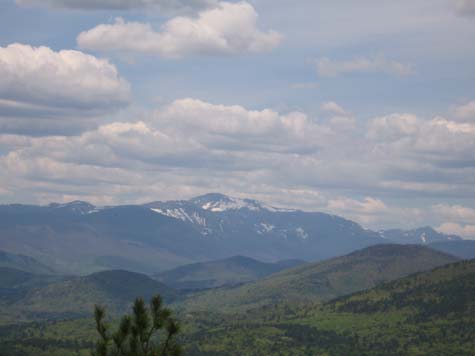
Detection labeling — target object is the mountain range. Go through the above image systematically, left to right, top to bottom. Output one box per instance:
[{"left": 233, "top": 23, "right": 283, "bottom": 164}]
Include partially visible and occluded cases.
[{"left": 0, "top": 193, "right": 464, "bottom": 275}]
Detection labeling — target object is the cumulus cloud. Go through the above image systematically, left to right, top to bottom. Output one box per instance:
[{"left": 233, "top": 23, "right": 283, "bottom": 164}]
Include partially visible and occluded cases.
[
  {"left": 16, "top": 0, "right": 218, "bottom": 13},
  {"left": 77, "top": 2, "right": 282, "bottom": 58},
  {"left": 0, "top": 43, "right": 131, "bottom": 135},
  {"left": 316, "top": 55, "right": 413, "bottom": 77},
  {"left": 1, "top": 97, "right": 475, "bottom": 234},
  {"left": 0, "top": 98, "right": 340, "bottom": 208},
  {"left": 151, "top": 98, "right": 324, "bottom": 153},
  {"left": 0, "top": 99, "right": 328, "bottom": 190},
  {"left": 454, "top": 100, "right": 475, "bottom": 120},
  {"left": 321, "top": 101, "right": 348, "bottom": 116},
  {"left": 321, "top": 102, "right": 355, "bottom": 130},
  {"left": 367, "top": 113, "right": 475, "bottom": 168},
  {"left": 367, "top": 114, "right": 420, "bottom": 141},
  {"left": 328, "top": 196, "right": 387, "bottom": 214},
  {"left": 326, "top": 197, "right": 428, "bottom": 228},
  {"left": 432, "top": 204, "right": 475, "bottom": 223},
  {"left": 437, "top": 223, "right": 475, "bottom": 239}
]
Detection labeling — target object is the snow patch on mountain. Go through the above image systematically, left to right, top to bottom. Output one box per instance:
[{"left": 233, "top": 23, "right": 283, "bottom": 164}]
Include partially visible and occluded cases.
[
  {"left": 201, "top": 197, "right": 261, "bottom": 212},
  {"left": 49, "top": 201, "right": 97, "bottom": 215},
  {"left": 151, "top": 207, "right": 206, "bottom": 226},
  {"left": 256, "top": 223, "right": 275, "bottom": 234},
  {"left": 296, "top": 227, "right": 309, "bottom": 240},
  {"left": 421, "top": 232, "right": 427, "bottom": 244}
]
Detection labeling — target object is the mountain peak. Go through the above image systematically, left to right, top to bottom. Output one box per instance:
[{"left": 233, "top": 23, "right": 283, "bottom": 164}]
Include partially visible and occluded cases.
[
  {"left": 191, "top": 193, "right": 263, "bottom": 212},
  {"left": 48, "top": 201, "right": 96, "bottom": 215}
]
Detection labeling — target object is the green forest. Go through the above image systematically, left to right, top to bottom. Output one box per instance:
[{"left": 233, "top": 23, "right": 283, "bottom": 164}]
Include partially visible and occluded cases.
[{"left": 1, "top": 255, "right": 474, "bottom": 356}]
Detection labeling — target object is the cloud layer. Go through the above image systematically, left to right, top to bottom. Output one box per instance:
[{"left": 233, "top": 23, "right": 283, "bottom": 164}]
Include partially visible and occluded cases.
[
  {"left": 16, "top": 0, "right": 218, "bottom": 13},
  {"left": 77, "top": 2, "right": 282, "bottom": 57},
  {"left": 0, "top": 44, "right": 131, "bottom": 135},
  {"left": 1, "top": 97, "right": 474, "bottom": 237}
]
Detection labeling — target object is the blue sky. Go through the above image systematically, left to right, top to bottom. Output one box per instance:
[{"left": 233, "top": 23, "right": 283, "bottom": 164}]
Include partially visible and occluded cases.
[{"left": 0, "top": 0, "right": 475, "bottom": 237}]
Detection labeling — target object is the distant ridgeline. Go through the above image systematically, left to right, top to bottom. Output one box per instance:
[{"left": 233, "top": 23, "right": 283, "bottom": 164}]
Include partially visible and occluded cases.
[{"left": 0, "top": 193, "right": 466, "bottom": 275}]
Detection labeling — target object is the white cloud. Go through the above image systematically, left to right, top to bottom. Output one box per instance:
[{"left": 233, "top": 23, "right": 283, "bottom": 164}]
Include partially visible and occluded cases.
[
  {"left": 16, "top": 0, "right": 218, "bottom": 13},
  {"left": 77, "top": 2, "right": 282, "bottom": 58},
  {"left": 0, "top": 43, "right": 131, "bottom": 135},
  {"left": 316, "top": 55, "right": 413, "bottom": 77},
  {"left": 1, "top": 97, "right": 475, "bottom": 234},
  {"left": 0, "top": 98, "right": 328, "bottom": 193},
  {"left": 152, "top": 98, "right": 322, "bottom": 152},
  {"left": 454, "top": 100, "right": 475, "bottom": 120},
  {"left": 320, "top": 101, "right": 356, "bottom": 130},
  {"left": 321, "top": 101, "right": 348, "bottom": 116},
  {"left": 320, "top": 102, "right": 355, "bottom": 130},
  {"left": 367, "top": 114, "right": 420, "bottom": 141},
  {"left": 367, "top": 114, "right": 475, "bottom": 167},
  {"left": 328, "top": 116, "right": 356, "bottom": 131},
  {"left": 328, "top": 196, "right": 387, "bottom": 215},
  {"left": 432, "top": 204, "right": 475, "bottom": 223},
  {"left": 437, "top": 223, "right": 475, "bottom": 239}
]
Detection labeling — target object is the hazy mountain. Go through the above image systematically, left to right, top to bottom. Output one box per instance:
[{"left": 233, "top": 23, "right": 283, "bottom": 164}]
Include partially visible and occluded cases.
[
  {"left": 0, "top": 194, "right": 462, "bottom": 275},
  {"left": 380, "top": 226, "right": 461, "bottom": 244},
  {"left": 428, "top": 240, "right": 475, "bottom": 260},
  {"left": 182, "top": 244, "right": 460, "bottom": 312},
  {"left": 0, "top": 250, "right": 55, "bottom": 275},
  {"left": 154, "top": 256, "right": 306, "bottom": 290}
]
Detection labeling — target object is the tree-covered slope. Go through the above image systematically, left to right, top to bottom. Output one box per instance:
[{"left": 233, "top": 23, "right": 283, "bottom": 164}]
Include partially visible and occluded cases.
[
  {"left": 181, "top": 244, "right": 459, "bottom": 312},
  {"left": 1, "top": 259, "right": 473, "bottom": 356},
  {"left": 183, "top": 259, "right": 475, "bottom": 355},
  {"left": 0, "top": 267, "right": 63, "bottom": 305},
  {"left": 5, "top": 270, "right": 177, "bottom": 321}
]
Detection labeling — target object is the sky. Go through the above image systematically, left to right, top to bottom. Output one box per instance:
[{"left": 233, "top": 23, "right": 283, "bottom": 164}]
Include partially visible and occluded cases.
[{"left": 0, "top": 0, "right": 475, "bottom": 238}]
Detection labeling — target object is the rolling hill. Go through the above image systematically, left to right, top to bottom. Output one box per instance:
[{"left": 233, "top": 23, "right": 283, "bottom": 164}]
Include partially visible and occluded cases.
[
  {"left": 181, "top": 244, "right": 460, "bottom": 312},
  {"left": 0, "top": 251, "right": 55, "bottom": 275},
  {"left": 154, "top": 256, "right": 306, "bottom": 290},
  {"left": 0, "top": 267, "right": 63, "bottom": 305},
  {"left": 4, "top": 270, "right": 177, "bottom": 321}
]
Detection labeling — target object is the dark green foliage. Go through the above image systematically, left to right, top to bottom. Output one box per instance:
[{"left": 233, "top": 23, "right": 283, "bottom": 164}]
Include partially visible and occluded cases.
[
  {"left": 1, "top": 255, "right": 473, "bottom": 356},
  {"left": 181, "top": 259, "right": 475, "bottom": 355},
  {"left": 92, "top": 295, "right": 182, "bottom": 356}
]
